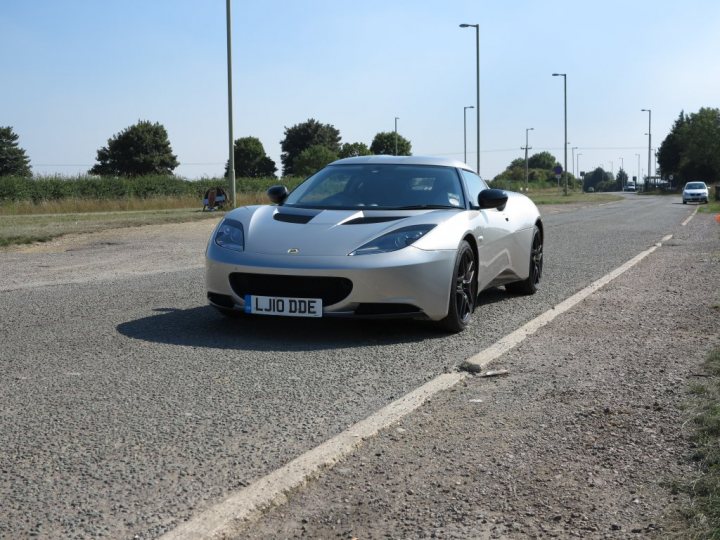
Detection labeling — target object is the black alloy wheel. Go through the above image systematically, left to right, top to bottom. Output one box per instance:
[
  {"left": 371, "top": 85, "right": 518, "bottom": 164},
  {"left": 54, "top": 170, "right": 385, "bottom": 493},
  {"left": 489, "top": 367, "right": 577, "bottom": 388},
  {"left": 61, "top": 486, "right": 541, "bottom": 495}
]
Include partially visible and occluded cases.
[{"left": 439, "top": 240, "right": 477, "bottom": 333}]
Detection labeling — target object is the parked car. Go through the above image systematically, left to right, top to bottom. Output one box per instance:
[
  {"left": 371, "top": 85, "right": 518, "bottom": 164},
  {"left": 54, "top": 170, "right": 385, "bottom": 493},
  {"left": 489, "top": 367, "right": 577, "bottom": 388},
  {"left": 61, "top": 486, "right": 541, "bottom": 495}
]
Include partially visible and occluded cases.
[
  {"left": 205, "top": 156, "right": 544, "bottom": 332},
  {"left": 682, "top": 181, "right": 709, "bottom": 204}
]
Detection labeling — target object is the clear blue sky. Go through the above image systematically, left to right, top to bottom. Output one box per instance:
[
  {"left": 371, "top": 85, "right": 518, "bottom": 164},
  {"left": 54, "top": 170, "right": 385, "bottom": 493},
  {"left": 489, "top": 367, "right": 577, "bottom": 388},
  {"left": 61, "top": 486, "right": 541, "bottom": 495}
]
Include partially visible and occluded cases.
[{"left": 2, "top": 0, "right": 719, "bottom": 181}]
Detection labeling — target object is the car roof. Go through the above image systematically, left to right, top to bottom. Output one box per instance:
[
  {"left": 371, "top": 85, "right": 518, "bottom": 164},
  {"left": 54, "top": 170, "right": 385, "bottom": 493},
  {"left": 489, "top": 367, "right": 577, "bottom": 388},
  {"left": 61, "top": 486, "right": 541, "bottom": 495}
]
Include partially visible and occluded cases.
[{"left": 330, "top": 155, "right": 474, "bottom": 172}]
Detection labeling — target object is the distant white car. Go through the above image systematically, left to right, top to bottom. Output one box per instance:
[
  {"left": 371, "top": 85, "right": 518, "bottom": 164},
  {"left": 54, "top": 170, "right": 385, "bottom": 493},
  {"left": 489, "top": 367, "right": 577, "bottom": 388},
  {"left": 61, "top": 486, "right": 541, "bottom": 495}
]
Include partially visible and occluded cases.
[
  {"left": 682, "top": 181, "right": 709, "bottom": 204},
  {"left": 624, "top": 182, "right": 636, "bottom": 192}
]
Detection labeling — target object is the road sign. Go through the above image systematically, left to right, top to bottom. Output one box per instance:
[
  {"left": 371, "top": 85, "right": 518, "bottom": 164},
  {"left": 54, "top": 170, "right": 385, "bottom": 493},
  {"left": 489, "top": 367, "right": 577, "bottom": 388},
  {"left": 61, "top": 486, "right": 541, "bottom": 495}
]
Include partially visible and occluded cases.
[{"left": 553, "top": 165, "right": 563, "bottom": 175}]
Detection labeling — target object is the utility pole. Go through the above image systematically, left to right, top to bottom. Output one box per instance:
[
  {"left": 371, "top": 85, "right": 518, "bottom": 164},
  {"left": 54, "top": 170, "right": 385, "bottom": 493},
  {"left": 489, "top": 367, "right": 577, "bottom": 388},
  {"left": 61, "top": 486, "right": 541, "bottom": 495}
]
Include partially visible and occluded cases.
[
  {"left": 226, "top": 0, "right": 236, "bottom": 207},
  {"left": 642, "top": 109, "right": 652, "bottom": 191},
  {"left": 394, "top": 117, "right": 399, "bottom": 156},
  {"left": 522, "top": 127, "right": 534, "bottom": 192}
]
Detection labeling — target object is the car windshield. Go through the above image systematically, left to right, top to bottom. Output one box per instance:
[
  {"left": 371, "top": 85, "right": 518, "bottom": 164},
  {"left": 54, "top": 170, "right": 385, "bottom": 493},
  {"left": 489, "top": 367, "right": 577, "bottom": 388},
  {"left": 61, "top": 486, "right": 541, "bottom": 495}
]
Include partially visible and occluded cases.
[
  {"left": 284, "top": 164, "right": 466, "bottom": 210},
  {"left": 685, "top": 182, "right": 707, "bottom": 189}
]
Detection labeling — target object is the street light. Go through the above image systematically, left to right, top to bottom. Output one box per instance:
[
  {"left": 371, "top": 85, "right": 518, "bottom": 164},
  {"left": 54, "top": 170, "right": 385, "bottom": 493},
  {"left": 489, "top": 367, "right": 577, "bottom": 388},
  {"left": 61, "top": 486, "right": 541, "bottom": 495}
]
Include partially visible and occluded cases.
[
  {"left": 225, "top": 0, "right": 236, "bottom": 206},
  {"left": 460, "top": 23, "right": 480, "bottom": 174},
  {"left": 552, "top": 73, "right": 568, "bottom": 195},
  {"left": 463, "top": 106, "right": 474, "bottom": 164},
  {"left": 641, "top": 108, "right": 652, "bottom": 191},
  {"left": 394, "top": 116, "right": 399, "bottom": 156},
  {"left": 523, "top": 127, "right": 534, "bottom": 191},
  {"left": 571, "top": 146, "right": 578, "bottom": 177}
]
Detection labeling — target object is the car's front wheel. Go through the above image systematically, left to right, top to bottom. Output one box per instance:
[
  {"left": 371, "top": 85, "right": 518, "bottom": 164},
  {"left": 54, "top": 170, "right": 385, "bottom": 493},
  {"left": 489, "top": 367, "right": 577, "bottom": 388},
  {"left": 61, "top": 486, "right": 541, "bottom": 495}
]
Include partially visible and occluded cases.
[
  {"left": 506, "top": 225, "right": 543, "bottom": 295},
  {"left": 438, "top": 240, "right": 477, "bottom": 333}
]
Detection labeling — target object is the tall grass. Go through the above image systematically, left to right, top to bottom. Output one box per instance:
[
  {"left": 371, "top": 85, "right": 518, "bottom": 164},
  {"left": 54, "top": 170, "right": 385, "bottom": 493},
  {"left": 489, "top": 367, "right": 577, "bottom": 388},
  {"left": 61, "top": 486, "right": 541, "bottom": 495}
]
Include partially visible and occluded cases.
[
  {"left": 0, "top": 174, "right": 305, "bottom": 215},
  {"left": 675, "top": 349, "right": 720, "bottom": 538}
]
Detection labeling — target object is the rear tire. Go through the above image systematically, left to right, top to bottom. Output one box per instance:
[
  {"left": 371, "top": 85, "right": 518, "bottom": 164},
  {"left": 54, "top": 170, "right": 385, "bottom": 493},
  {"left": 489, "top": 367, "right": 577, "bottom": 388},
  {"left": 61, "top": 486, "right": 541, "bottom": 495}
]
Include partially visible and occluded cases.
[
  {"left": 506, "top": 225, "right": 543, "bottom": 295},
  {"left": 438, "top": 241, "right": 477, "bottom": 333}
]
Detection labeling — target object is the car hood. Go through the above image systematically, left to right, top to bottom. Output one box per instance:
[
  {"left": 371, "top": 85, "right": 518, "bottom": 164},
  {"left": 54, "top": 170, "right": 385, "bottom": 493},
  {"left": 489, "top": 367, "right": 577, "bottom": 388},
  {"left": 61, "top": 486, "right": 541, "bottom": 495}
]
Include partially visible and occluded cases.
[{"left": 226, "top": 205, "right": 458, "bottom": 257}]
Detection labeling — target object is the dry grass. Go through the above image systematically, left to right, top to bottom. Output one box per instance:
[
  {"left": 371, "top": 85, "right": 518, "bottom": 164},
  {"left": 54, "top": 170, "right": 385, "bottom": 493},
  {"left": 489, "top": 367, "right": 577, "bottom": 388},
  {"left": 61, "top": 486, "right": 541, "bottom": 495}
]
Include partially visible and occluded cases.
[{"left": 0, "top": 193, "right": 268, "bottom": 216}]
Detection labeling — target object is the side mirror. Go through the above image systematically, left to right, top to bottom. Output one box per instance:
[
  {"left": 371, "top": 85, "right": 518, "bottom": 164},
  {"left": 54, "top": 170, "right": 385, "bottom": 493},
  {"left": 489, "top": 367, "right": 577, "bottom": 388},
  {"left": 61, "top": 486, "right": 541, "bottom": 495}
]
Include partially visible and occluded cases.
[
  {"left": 267, "top": 185, "right": 289, "bottom": 205},
  {"left": 478, "top": 189, "right": 508, "bottom": 211}
]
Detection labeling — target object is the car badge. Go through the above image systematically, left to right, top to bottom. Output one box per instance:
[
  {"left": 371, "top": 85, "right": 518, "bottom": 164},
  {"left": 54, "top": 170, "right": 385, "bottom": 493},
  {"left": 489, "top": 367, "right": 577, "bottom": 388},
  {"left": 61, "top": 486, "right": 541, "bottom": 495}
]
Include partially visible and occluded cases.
[{"left": 287, "top": 248, "right": 300, "bottom": 254}]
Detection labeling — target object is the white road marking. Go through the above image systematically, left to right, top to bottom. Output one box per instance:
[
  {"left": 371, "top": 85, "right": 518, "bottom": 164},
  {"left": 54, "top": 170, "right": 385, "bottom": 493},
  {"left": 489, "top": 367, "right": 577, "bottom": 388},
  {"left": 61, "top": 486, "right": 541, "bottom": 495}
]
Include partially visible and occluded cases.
[
  {"left": 682, "top": 207, "right": 698, "bottom": 226},
  {"left": 162, "top": 237, "right": 672, "bottom": 540}
]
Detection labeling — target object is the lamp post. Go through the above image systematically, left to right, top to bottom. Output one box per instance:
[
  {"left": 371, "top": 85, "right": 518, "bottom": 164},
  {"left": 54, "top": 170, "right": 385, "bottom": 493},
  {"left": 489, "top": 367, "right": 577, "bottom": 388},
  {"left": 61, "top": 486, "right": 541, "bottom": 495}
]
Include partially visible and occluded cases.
[
  {"left": 225, "top": 0, "right": 236, "bottom": 206},
  {"left": 460, "top": 23, "right": 480, "bottom": 174},
  {"left": 552, "top": 73, "right": 568, "bottom": 195},
  {"left": 463, "top": 106, "right": 474, "bottom": 164},
  {"left": 641, "top": 108, "right": 652, "bottom": 191},
  {"left": 394, "top": 116, "right": 399, "bottom": 156},
  {"left": 523, "top": 127, "right": 534, "bottom": 191},
  {"left": 571, "top": 146, "right": 578, "bottom": 176}
]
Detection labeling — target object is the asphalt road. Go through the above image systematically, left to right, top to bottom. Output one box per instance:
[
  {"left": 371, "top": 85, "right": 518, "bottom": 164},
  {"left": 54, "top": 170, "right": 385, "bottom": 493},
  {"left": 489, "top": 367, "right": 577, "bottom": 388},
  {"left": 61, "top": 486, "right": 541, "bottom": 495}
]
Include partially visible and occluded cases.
[{"left": 0, "top": 194, "right": 694, "bottom": 539}]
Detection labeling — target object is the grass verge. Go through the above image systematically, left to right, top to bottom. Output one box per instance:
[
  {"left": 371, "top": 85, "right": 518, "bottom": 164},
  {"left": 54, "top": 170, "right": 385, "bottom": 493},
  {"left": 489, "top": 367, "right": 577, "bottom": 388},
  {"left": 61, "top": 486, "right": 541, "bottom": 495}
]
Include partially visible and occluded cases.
[
  {"left": 0, "top": 189, "right": 625, "bottom": 248},
  {"left": 528, "top": 191, "right": 623, "bottom": 205},
  {"left": 0, "top": 194, "right": 273, "bottom": 247},
  {"left": 697, "top": 199, "right": 720, "bottom": 215},
  {"left": 0, "top": 208, "right": 223, "bottom": 247},
  {"left": 675, "top": 348, "right": 720, "bottom": 538}
]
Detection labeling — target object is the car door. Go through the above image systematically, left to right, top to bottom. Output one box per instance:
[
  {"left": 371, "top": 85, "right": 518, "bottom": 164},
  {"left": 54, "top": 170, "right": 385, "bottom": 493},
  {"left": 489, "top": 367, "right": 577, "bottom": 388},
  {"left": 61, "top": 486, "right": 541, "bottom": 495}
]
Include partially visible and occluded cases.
[{"left": 460, "top": 170, "right": 513, "bottom": 290}]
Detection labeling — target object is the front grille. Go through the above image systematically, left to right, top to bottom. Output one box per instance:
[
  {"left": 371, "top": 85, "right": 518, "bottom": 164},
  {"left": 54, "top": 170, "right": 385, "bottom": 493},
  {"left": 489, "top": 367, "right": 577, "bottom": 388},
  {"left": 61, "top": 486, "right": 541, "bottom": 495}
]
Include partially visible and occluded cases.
[{"left": 229, "top": 273, "right": 353, "bottom": 306}]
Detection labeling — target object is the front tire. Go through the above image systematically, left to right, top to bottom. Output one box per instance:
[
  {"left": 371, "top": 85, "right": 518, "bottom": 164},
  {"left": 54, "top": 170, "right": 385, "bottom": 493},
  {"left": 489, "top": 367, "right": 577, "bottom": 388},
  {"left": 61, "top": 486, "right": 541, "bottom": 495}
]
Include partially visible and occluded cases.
[
  {"left": 506, "top": 225, "right": 543, "bottom": 295},
  {"left": 438, "top": 241, "right": 477, "bottom": 333}
]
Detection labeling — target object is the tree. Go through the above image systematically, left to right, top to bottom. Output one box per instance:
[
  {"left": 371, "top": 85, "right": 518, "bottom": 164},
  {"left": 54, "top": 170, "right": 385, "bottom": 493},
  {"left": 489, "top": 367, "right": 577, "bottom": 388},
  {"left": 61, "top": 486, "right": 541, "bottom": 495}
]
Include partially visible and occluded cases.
[
  {"left": 658, "top": 107, "right": 720, "bottom": 184},
  {"left": 657, "top": 111, "right": 686, "bottom": 184},
  {"left": 280, "top": 119, "right": 341, "bottom": 176},
  {"left": 90, "top": 120, "right": 179, "bottom": 176},
  {"left": 0, "top": 126, "right": 31, "bottom": 177},
  {"left": 370, "top": 131, "right": 412, "bottom": 156},
  {"left": 227, "top": 136, "right": 276, "bottom": 178},
  {"left": 339, "top": 142, "right": 371, "bottom": 158},
  {"left": 294, "top": 145, "right": 338, "bottom": 177},
  {"left": 527, "top": 151, "right": 558, "bottom": 170},
  {"left": 583, "top": 167, "right": 610, "bottom": 192},
  {"left": 616, "top": 169, "right": 629, "bottom": 190}
]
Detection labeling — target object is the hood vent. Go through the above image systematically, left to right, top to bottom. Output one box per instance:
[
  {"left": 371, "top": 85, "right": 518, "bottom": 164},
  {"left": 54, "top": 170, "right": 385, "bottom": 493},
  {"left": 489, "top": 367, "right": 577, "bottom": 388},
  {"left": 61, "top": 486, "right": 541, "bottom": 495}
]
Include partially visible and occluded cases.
[
  {"left": 273, "top": 210, "right": 317, "bottom": 224},
  {"left": 343, "top": 216, "right": 404, "bottom": 225}
]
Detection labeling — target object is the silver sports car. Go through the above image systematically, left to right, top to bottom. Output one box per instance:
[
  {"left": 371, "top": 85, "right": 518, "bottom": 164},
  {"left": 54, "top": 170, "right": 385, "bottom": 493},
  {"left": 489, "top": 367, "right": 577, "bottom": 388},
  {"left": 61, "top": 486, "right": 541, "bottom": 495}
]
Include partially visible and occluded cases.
[{"left": 205, "top": 156, "right": 543, "bottom": 332}]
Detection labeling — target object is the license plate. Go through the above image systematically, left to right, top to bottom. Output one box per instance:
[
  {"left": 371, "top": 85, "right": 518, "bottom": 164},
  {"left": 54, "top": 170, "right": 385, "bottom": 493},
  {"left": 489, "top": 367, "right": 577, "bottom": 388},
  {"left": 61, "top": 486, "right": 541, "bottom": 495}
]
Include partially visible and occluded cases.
[{"left": 244, "top": 295, "right": 322, "bottom": 318}]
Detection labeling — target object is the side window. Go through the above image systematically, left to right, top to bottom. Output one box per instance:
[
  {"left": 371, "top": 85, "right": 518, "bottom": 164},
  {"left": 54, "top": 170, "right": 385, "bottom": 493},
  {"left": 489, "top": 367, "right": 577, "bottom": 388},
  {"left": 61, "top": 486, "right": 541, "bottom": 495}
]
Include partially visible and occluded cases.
[{"left": 460, "top": 170, "right": 487, "bottom": 208}]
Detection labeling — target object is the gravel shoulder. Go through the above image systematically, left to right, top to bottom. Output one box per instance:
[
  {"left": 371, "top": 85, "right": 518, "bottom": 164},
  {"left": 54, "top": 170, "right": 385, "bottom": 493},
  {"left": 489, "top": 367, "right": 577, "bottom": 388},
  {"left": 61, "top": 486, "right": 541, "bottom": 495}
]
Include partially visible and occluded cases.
[
  {"left": 238, "top": 213, "right": 720, "bottom": 539},
  {"left": 0, "top": 219, "right": 220, "bottom": 291}
]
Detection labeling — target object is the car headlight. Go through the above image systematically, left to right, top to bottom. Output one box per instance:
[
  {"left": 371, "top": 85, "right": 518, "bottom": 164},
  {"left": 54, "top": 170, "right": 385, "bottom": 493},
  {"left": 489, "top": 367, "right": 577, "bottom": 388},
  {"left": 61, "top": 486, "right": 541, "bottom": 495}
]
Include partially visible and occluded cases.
[
  {"left": 214, "top": 219, "right": 245, "bottom": 252},
  {"left": 349, "top": 225, "right": 436, "bottom": 256}
]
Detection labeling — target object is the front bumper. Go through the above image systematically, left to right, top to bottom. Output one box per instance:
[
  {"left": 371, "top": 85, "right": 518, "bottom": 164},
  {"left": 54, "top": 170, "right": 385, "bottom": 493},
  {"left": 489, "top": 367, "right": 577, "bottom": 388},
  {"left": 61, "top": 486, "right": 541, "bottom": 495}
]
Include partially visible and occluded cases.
[
  {"left": 683, "top": 192, "right": 708, "bottom": 203},
  {"left": 205, "top": 243, "right": 457, "bottom": 321}
]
